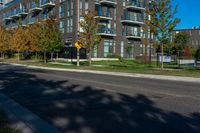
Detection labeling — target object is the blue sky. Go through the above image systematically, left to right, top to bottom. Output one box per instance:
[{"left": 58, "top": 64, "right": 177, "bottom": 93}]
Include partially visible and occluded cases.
[{"left": 173, "top": 0, "right": 200, "bottom": 29}]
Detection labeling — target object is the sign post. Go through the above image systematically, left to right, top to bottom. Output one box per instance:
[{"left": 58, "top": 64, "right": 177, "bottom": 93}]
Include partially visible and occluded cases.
[{"left": 75, "top": 41, "right": 82, "bottom": 67}]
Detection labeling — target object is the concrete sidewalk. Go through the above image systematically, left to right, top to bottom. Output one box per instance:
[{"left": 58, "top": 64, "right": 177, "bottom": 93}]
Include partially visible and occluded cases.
[
  {"left": 2, "top": 62, "right": 200, "bottom": 83},
  {"left": 0, "top": 93, "right": 60, "bottom": 133}
]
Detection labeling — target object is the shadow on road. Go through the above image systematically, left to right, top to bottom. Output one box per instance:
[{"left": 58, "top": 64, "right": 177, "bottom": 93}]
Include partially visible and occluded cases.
[{"left": 0, "top": 65, "right": 200, "bottom": 133}]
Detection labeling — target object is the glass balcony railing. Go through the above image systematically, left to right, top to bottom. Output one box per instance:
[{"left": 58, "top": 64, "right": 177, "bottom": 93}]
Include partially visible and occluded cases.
[
  {"left": 0, "top": 0, "right": 3, "bottom": 5},
  {"left": 41, "top": 0, "right": 55, "bottom": 8},
  {"left": 99, "top": 0, "right": 117, "bottom": 5},
  {"left": 126, "top": 1, "right": 145, "bottom": 9},
  {"left": 30, "top": 2, "right": 42, "bottom": 12},
  {"left": 18, "top": 8, "right": 28, "bottom": 15},
  {"left": 95, "top": 11, "right": 111, "bottom": 20},
  {"left": 3, "top": 13, "right": 12, "bottom": 20},
  {"left": 121, "top": 15, "right": 144, "bottom": 23},
  {"left": 98, "top": 27, "right": 116, "bottom": 36},
  {"left": 123, "top": 30, "right": 143, "bottom": 38}
]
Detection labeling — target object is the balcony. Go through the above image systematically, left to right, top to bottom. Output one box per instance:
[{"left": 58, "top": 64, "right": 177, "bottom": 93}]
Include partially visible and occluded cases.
[
  {"left": 0, "top": 0, "right": 3, "bottom": 5},
  {"left": 41, "top": 0, "right": 55, "bottom": 9},
  {"left": 99, "top": 0, "right": 117, "bottom": 6},
  {"left": 125, "top": 1, "right": 145, "bottom": 11},
  {"left": 29, "top": 3, "right": 42, "bottom": 13},
  {"left": 18, "top": 8, "right": 28, "bottom": 16},
  {"left": 10, "top": 10, "right": 21, "bottom": 19},
  {"left": 95, "top": 12, "right": 112, "bottom": 20},
  {"left": 3, "top": 13, "right": 12, "bottom": 21},
  {"left": 121, "top": 15, "right": 145, "bottom": 25},
  {"left": 97, "top": 27, "right": 116, "bottom": 37},
  {"left": 123, "top": 30, "right": 143, "bottom": 39}
]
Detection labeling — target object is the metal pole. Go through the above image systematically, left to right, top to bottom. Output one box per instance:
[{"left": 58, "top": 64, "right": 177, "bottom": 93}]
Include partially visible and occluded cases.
[
  {"left": 76, "top": 0, "right": 80, "bottom": 67},
  {"left": 77, "top": 48, "right": 80, "bottom": 67}
]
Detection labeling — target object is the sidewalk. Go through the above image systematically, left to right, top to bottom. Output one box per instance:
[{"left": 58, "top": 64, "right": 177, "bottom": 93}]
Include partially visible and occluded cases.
[
  {"left": 3, "top": 62, "right": 200, "bottom": 83},
  {"left": 0, "top": 93, "right": 60, "bottom": 133}
]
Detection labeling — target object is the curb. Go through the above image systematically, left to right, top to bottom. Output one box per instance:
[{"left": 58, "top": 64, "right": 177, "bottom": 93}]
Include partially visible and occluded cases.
[
  {"left": 1, "top": 62, "right": 200, "bottom": 83},
  {"left": 0, "top": 93, "right": 60, "bottom": 133}
]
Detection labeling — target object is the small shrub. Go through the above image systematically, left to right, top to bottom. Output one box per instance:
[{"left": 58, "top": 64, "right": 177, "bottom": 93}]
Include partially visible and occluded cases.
[{"left": 106, "top": 54, "right": 121, "bottom": 58}]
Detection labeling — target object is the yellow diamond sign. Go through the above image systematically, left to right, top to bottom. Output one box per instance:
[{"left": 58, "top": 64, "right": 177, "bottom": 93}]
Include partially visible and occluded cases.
[{"left": 75, "top": 41, "right": 82, "bottom": 49}]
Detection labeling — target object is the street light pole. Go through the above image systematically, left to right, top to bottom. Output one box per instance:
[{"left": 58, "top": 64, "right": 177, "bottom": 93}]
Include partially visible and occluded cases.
[{"left": 77, "top": 0, "right": 80, "bottom": 67}]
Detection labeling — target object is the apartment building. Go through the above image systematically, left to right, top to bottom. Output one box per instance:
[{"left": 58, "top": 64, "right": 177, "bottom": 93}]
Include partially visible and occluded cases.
[
  {"left": 0, "top": 0, "right": 152, "bottom": 58},
  {"left": 173, "top": 27, "right": 200, "bottom": 47}
]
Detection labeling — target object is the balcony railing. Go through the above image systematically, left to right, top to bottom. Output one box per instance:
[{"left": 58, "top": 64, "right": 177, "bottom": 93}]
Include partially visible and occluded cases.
[
  {"left": 0, "top": 0, "right": 3, "bottom": 5},
  {"left": 41, "top": 0, "right": 55, "bottom": 8},
  {"left": 99, "top": 0, "right": 117, "bottom": 6},
  {"left": 126, "top": 1, "right": 145, "bottom": 10},
  {"left": 29, "top": 2, "right": 42, "bottom": 13},
  {"left": 18, "top": 8, "right": 28, "bottom": 16},
  {"left": 10, "top": 9, "right": 21, "bottom": 19},
  {"left": 95, "top": 11, "right": 112, "bottom": 20},
  {"left": 3, "top": 13, "right": 12, "bottom": 20},
  {"left": 121, "top": 15, "right": 144, "bottom": 25},
  {"left": 98, "top": 27, "right": 116, "bottom": 36},
  {"left": 123, "top": 30, "right": 143, "bottom": 39}
]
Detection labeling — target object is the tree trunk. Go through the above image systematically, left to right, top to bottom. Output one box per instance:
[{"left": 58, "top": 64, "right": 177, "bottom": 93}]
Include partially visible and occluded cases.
[
  {"left": 149, "top": 31, "right": 152, "bottom": 65},
  {"left": 161, "top": 44, "right": 164, "bottom": 70},
  {"left": 88, "top": 47, "right": 92, "bottom": 66},
  {"left": 18, "top": 51, "right": 20, "bottom": 61},
  {"left": 44, "top": 51, "right": 47, "bottom": 64},
  {"left": 2, "top": 52, "right": 5, "bottom": 59},
  {"left": 35, "top": 52, "right": 38, "bottom": 60},
  {"left": 56, "top": 53, "right": 58, "bottom": 59}
]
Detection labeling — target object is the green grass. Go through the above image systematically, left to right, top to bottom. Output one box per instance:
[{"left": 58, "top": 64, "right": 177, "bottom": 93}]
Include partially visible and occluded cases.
[
  {"left": 1, "top": 58, "right": 200, "bottom": 77},
  {"left": 0, "top": 109, "right": 22, "bottom": 133}
]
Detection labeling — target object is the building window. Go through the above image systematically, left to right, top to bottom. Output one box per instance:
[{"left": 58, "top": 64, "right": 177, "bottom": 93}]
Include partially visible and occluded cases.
[
  {"left": 59, "top": 4, "right": 65, "bottom": 18},
  {"left": 59, "top": 20, "right": 64, "bottom": 33},
  {"left": 104, "top": 40, "right": 114, "bottom": 57}
]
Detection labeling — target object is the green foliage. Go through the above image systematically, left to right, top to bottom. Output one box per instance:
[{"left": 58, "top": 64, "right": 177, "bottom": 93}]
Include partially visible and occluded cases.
[
  {"left": 150, "top": 0, "right": 181, "bottom": 44},
  {"left": 79, "top": 11, "right": 102, "bottom": 65},
  {"left": 174, "top": 32, "right": 189, "bottom": 51},
  {"left": 126, "top": 45, "right": 133, "bottom": 58},
  {"left": 194, "top": 47, "right": 200, "bottom": 60},
  {"left": 106, "top": 54, "right": 121, "bottom": 58}
]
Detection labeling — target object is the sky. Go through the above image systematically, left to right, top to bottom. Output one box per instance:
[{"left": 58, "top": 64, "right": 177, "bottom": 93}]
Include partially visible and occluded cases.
[{"left": 173, "top": 0, "right": 200, "bottom": 29}]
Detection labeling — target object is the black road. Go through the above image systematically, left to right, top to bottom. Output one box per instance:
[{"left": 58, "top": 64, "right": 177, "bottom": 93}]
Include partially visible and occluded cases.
[{"left": 0, "top": 64, "right": 200, "bottom": 133}]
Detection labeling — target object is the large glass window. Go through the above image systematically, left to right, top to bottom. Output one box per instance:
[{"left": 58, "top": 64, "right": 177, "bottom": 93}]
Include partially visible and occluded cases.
[
  {"left": 59, "top": 4, "right": 65, "bottom": 18},
  {"left": 59, "top": 20, "right": 65, "bottom": 33},
  {"left": 104, "top": 40, "right": 115, "bottom": 57}
]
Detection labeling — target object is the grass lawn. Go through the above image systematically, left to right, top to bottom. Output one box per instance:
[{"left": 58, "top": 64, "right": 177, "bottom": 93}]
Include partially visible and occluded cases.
[
  {"left": 1, "top": 58, "right": 200, "bottom": 77},
  {"left": 0, "top": 109, "right": 21, "bottom": 133}
]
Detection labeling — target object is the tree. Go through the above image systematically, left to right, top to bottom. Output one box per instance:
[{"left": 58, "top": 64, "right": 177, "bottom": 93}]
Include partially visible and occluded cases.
[
  {"left": 145, "top": 0, "right": 158, "bottom": 65},
  {"left": 150, "top": 0, "right": 180, "bottom": 69},
  {"left": 79, "top": 11, "right": 101, "bottom": 66},
  {"left": 45, "top": 17, "right": 64, "bottom": 60},
  {"left": 36, "top": 21, "right": 50, "bottom": 63},
  {"left": 27, "top": 23, "right": 42, "bottom": 58},
  {"left": 0, "top": 26, "right": 10, "bottom": 59},
  {"left": 10, "top": 26, "right": 29, "bottom": 60},
  {"left": 174, "top": 32, "right": 189, "bottom": 52},
  {"left": 126, "top": 45, "right": 133, "bottom": 58},
  {"left": 184, "top": 46, "right": 192, "bottom": 59},
  {"left": 194, "top": 47, "right": 200, "bottom": 60}
]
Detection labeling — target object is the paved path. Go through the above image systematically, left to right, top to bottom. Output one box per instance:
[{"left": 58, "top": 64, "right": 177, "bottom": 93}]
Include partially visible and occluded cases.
[{"left": 0, "top": 64, "right": 200, "bottom": 133}]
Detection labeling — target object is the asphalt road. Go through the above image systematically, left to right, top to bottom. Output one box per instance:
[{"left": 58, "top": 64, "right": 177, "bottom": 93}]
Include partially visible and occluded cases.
[{"left": 0, "top": 64, "right": 200, "bottom": 133}]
